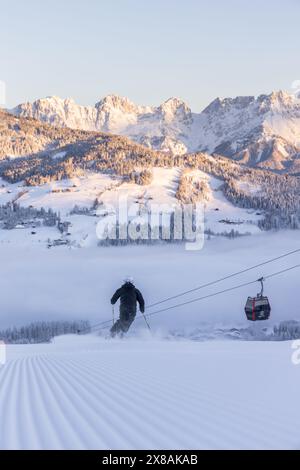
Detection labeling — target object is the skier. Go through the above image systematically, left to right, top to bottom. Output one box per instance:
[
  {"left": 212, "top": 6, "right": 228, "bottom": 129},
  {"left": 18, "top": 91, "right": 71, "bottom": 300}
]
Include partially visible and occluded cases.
[{"left": 110, "top": 277, "right": 145, "bottom": 337}]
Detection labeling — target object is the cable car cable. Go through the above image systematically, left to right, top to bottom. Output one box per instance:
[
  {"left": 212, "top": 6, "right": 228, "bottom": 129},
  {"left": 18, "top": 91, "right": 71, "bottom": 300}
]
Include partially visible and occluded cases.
[
  {"left": 146, "top": 248, "right": 300, "bottom": 309},
  {"left": 89, "top": 263, "right": 300, "bottom": 333},
  {"left": 137, "top": 263, "right": 300, "bottom": 323}
]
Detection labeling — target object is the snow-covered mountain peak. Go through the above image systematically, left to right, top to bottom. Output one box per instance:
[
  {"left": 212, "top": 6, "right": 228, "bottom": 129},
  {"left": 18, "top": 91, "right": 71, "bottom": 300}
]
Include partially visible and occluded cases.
[
  {"left": 257, "top": 90, "right": 298, "bottom": 112},
  {"left": 95, "top": 94, "right": 142, "bottom": 114},
  {"left": 31, "top": 96, "right": 77, "bottom": 112},
  {"left": 203, "top": 96, "right": 255, "bottom": 115},
  {"left": 159, "top": 97, "right": 190, "bottom": 113},
  {"left": 156, "top": 98, "right": 192, "bottom": 125}
]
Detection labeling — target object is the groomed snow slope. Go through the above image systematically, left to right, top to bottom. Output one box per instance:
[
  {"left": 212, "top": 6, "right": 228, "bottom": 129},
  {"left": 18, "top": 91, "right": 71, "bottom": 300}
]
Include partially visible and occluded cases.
[{"left": 0, "top": 335, "right": 299, "bottom": 450}]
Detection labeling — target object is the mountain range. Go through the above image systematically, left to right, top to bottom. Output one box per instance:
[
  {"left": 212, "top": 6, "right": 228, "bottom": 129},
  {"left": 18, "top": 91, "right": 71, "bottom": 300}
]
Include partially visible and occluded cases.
[
  {"left": 11, "top": 91, "right": 300, "bottom": 173},
  {"left": 0, "top": 107, "right": 299, "bottom": 233}
]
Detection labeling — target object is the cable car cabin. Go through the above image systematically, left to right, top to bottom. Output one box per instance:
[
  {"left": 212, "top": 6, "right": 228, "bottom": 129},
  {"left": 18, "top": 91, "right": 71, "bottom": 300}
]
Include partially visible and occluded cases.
[
  {"left": 244, "top": 277, "right": 271, "bottom": 321},
  {"left": 245, "top": 296, "right": 271, "bottom": 321}
]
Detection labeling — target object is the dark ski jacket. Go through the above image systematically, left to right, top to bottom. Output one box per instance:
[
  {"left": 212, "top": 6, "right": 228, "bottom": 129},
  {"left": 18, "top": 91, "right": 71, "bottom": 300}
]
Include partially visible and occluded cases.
[{"left": 111, "top": 282, "right": 145, "bottom": 318}]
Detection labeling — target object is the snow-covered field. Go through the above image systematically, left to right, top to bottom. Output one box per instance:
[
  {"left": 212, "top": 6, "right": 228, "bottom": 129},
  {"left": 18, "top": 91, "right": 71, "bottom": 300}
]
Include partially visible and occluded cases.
[
  {"left": 0, "top": 168, "right": 262, "bottom": 247},
  {"left": 1, "top": 335, "right": 299, "bottom": 450}
]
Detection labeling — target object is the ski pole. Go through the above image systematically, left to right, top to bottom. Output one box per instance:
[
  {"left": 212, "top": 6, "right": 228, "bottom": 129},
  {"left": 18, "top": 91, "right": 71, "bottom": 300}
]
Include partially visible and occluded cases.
[
  {"left": 112, "top": 305, "right": 115, "bottom": 326},
  {"left": 141, "top": 311, "right": 151, "bottom": 331}
]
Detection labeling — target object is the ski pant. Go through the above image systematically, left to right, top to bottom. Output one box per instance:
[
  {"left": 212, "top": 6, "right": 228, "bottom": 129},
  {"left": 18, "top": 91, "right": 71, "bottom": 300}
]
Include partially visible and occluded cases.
[{"left": 110, "top": 314, "right": 136, "bottom": 337}]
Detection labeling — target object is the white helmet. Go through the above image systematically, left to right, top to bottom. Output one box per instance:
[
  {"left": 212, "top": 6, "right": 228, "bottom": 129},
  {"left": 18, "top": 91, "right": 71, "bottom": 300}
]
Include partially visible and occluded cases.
[{"left": 124, "top": 276, "right": 134, "bottom": 284}]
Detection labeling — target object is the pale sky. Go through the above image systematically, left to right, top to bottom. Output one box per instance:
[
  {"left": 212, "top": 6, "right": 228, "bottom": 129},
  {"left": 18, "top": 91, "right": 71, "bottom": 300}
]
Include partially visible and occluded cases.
[{"left": 0, "top": 0, "right": 299, "bottom": 110}]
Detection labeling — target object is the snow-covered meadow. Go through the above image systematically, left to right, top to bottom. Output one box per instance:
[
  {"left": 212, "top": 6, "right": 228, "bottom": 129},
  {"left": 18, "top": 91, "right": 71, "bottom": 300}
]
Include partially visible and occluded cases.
[{"left": 0, "top": 167, "right": 263, "bottom": 247}]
